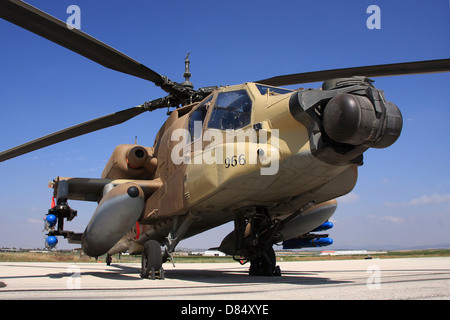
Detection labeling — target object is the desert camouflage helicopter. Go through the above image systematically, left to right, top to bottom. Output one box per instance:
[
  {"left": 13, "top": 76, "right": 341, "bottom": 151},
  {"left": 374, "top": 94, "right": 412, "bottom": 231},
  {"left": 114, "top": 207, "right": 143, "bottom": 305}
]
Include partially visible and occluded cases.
[{"left": 1, "top": 0, "right": 449, "bottom": 279}]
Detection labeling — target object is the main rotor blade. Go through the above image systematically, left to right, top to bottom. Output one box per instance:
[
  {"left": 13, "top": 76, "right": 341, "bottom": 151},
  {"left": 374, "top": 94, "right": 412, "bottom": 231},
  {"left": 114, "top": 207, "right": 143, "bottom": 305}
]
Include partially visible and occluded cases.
[
  {"left": 0, "top": 0, "right": 165, "bottom": 86},
  {"left": 256, "top": 58, "right": 450, "bottom": 86},
  {"left": 0, "top": 105, "right": 148, "bottom": 163}
]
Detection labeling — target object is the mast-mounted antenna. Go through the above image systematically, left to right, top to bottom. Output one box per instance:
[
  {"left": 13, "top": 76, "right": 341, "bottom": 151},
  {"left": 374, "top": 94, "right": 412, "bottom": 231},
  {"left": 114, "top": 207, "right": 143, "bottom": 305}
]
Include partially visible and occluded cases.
[{"left": 182, "top": 52, "right": 193, "bottom": 89}]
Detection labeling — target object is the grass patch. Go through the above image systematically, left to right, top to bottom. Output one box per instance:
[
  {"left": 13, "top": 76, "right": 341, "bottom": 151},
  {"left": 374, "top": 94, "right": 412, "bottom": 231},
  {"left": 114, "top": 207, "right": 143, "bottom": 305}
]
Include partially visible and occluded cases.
[{"left": 0, "top": 251, "right": 91, "bottom": 263}]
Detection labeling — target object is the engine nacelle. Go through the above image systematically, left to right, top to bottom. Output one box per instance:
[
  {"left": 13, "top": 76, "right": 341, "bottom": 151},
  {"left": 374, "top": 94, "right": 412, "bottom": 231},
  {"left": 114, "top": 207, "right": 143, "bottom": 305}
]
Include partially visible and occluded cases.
[
  {"left": 289, "top": 77, "right": 403, "bottom": 165},
  {"left": 323, "top": 93, "right": 402, "bottom": 148},
  {"left": 101, "top": 144, "right": 157, "bottom": 179},
  {"left": 81, "top": 183, "right": 144, "bottom": 257}
]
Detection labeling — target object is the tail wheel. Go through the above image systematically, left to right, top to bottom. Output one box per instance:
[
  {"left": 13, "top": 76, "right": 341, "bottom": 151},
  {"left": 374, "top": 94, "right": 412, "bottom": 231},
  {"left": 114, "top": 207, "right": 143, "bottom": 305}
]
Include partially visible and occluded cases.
[{"left": 140, "top": 240, "right": 163, "bottom": 279}]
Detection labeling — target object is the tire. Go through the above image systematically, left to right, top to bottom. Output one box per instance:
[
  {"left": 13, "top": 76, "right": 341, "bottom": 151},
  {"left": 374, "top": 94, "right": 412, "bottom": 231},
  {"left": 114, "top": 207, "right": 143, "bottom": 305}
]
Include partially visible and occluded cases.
[
  {"left": 140, "top": 240, "right": 162, "bottom": 278},
  {"left": 249, "top": 247, "right": 280, "bottom": 276},
  {"left": 106, "top": 254, "right": 112, "bottom": 266}
]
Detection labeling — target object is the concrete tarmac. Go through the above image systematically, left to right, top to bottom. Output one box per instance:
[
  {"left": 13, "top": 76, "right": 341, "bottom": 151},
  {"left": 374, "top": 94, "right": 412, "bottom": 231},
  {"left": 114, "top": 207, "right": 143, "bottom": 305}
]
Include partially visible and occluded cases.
[{"left": 0, "top": 257, "right": 449, "bottom": 300}]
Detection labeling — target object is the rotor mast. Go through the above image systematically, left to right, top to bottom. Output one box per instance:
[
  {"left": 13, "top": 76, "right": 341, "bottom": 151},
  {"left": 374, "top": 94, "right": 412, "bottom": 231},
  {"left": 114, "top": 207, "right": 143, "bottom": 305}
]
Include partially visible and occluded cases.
[{"left": 182, "top": 52, "right": 194, "bottom": 89}]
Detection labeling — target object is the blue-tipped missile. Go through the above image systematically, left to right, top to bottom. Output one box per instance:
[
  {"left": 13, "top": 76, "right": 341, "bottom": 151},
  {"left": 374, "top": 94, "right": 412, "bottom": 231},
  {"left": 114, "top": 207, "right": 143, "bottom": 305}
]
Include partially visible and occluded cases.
[
  {"left": 44, "top": 214, "right": 57, "bottom": 228},
  {"left": 312, "top": 221, "right": 333, "bottom": 232},
  {"left": 45, "top": 235, "right": 58, "bottom": 249},
  {"left": 282, "top": 237, "right": 333, "bottom": 249}
]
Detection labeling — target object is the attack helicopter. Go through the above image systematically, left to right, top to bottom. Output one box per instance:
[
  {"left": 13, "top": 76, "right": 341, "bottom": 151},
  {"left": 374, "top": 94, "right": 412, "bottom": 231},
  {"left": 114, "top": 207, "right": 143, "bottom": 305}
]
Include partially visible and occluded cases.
[{"left": 1, "top": 0, "right": 449, "bottom": 279}]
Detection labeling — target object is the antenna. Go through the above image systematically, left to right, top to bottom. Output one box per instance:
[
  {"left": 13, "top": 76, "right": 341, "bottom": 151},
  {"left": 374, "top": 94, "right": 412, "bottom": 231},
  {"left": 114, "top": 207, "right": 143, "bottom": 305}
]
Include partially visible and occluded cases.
[{"left": 182, "top": 52, "right": 193, "bottom": 89}]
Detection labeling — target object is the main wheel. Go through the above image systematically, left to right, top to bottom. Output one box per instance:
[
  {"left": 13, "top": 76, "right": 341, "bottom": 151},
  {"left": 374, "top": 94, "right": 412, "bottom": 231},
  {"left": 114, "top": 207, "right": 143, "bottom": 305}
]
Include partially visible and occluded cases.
[
  {"left": 140, "top": 240, "right": 162, "bottom": 279},
  {"left": 249, "top": 247, "right": 280, "bottom": 276},
  {"left": 106, "top": 254, "right": 112, "bottom": 266}
]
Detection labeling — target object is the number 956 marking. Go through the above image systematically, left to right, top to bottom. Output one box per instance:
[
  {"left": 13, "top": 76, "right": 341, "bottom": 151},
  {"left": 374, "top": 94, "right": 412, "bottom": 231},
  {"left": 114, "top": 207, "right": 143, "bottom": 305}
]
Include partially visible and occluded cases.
[{"left": 224, "top": 154, "right": 246, "bottom": 168}]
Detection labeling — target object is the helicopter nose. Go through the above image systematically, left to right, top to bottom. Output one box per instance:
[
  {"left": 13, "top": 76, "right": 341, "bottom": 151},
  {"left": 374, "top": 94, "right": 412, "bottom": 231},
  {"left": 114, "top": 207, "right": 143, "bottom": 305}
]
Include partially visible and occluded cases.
[{"left": 323, "top": 93, "right": 402, "bottom": 148}]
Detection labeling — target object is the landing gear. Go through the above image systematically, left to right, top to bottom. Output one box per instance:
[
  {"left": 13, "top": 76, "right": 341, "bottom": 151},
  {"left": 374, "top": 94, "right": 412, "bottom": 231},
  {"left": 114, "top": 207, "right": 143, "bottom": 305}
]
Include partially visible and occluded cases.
[
  {"left": 232, "top": 207, "right": 282, "bottom": 277},
  {"left": 140, "top": 240, "right": 165, "bottom": 280},
  {"left": 249, "top": 247, "right": 281, "bottom": 277},
  {"left": 106, "top": 254, "right": 112, "bottom": 266}
]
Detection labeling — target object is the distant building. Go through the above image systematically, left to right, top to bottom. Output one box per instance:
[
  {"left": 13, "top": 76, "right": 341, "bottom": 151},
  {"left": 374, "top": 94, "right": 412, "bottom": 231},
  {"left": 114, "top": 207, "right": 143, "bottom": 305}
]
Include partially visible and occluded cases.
[
  {"left": 188, "top": 250, "right": 226, "bottom": 256},
  {"left": 204, "top": 250, "right": 226, "bottom": 257},
  {"left": 320, "top": 250, "right": 387, "bottom": 255},
  {"left": 189, "top": 251, "right": 204, "bottom": 256}
]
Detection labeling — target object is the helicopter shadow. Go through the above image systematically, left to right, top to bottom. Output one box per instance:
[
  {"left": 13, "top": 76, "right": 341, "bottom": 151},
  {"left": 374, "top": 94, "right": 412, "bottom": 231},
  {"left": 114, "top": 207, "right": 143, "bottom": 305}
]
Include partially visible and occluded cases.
[
  {"left": 40, "top": 263, "right": 351, "bottom": 287},
  {"left": 103, "top": 263, "right": 351, "bottom": 286},
  {"left": 46, "top": 264, "right": 143, "bottom": 281},
  {"left": 166, "top": 268, "right": 349, "bottom": 286}
]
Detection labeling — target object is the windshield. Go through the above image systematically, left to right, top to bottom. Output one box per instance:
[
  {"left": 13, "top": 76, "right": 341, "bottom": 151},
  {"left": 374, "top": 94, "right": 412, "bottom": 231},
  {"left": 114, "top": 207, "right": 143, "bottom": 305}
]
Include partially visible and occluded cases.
[
  {"left": 255, "top": 84, "right": 293, "bottom": 96},
  {"left": 207, "top": 90, "right": 252, "bottom": 130},
  {"left": 188, "top": 96, "right": 212, "bottom": 142}
]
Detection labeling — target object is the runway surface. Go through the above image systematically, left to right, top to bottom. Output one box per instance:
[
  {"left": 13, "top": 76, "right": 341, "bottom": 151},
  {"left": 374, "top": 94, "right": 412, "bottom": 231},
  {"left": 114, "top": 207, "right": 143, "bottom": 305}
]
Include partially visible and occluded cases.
[{"left": 0, "top": 257, "right": 449, "bottom": 300}]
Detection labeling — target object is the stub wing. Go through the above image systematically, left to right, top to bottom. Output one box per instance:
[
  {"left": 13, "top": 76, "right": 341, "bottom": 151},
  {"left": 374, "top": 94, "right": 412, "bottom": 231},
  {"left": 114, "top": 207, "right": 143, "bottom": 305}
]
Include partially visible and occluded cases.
[
  {"left": 46, "top": 177, "right": 162, "bottom": 254},
  {"left": 50, "top": 177, "right": 162, "bottom": 202}
]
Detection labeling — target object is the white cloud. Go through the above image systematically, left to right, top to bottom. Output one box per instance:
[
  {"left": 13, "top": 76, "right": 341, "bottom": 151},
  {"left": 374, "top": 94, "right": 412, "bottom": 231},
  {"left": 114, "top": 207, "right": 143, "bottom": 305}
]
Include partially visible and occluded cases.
[
  {"left": 338, "top": 192, "right": 360, "bottom": 204},
  {"left": 384, "top": 193, "right": 450, "bottom": 207},
  {"left": 409, "top": 194, "right": 450, "bottom": 205},
  {"left": 383, "top": 201, "right": 402, "bottom": 208},
  {"left": 367, "top": 214, "right": 405, "bottom": 224},
  {"left": 380, "top": 216, "right": 405, "bottom": 223},
  {"left": 27, "top": 218, "right": 41, "bottom": 224}
]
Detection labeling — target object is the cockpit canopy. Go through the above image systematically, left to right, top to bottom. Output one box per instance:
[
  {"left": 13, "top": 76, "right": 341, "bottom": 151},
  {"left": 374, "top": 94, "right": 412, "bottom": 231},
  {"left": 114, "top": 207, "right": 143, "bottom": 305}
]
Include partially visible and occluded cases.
[
  {"left": 187, "top": 83, "right": 294, "bottom": 143},
  {"left": 188, "top": 88, "right": 253, "bottom": 142},
  {"left": 207, "top": 90, "right": 252, "bottom": 130}
]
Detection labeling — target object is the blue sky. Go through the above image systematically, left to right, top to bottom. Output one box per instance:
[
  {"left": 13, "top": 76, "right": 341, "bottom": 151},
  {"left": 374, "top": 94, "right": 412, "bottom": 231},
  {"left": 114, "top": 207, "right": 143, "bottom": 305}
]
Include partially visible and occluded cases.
[{"left": 0, "top": 0, "right": 449, "bottom": 250}]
